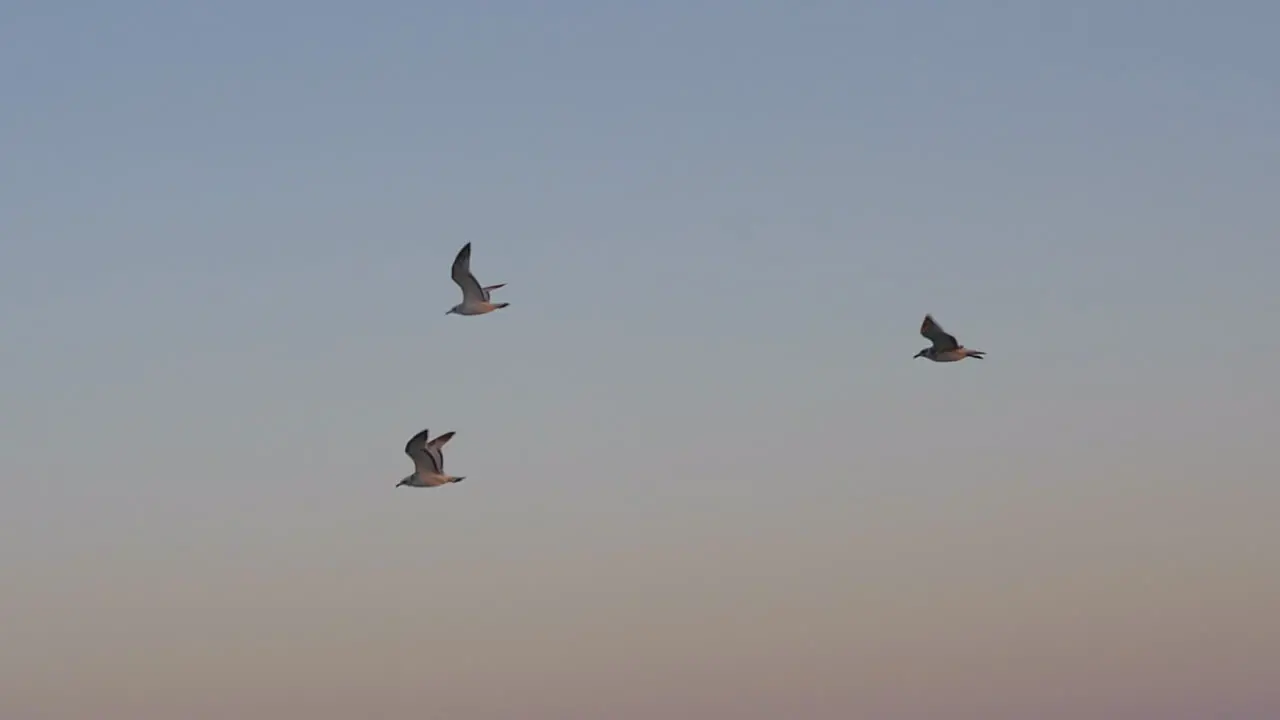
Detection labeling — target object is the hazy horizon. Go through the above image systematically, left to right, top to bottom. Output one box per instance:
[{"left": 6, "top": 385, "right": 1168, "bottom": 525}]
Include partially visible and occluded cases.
[{"left": 3, "top": 1, "right": 1278, "bottom": 718}]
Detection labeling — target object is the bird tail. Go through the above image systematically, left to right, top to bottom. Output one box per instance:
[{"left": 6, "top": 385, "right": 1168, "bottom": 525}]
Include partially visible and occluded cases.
[
  {"left": 483, "top": 283, "right": 506, "bottom": 292},
  {"left": 493, "top": 302, "right": 510, "bottom": 309},
  {"left": 966, "top": 349, "right": 985, "bottom": 358}
]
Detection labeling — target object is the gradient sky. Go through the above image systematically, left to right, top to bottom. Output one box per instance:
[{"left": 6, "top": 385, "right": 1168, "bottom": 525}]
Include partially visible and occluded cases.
[{"left": 2, "top": 2, "right": 1278, "bottom": 718}]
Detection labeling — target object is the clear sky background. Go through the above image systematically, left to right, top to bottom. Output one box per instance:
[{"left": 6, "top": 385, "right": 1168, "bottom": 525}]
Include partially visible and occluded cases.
[{"left": 2, "top": 2, "right": 1278, "bottom": 718}]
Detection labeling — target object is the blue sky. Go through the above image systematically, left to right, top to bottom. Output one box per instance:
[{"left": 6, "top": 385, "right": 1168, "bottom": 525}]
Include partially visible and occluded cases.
[{"left": 2, "top": 2, "right": 1278, "bottom": 718}]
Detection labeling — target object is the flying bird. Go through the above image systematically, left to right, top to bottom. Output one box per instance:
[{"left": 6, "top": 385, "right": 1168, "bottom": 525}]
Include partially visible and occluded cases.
[
  {"left": 446, "top": 242, "right": 509, "bottom": 316},
  {"left": 914, "top": 314, "right": 985, "bottom": 362},
  {"left": 397, "top": 428, "right": 466, "bottom": 488}
]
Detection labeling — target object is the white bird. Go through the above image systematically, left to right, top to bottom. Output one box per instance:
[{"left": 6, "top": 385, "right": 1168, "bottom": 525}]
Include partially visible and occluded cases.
[
  {"left": 446, "top": 242, "right": 509, "bottom": 316},
  {"left": 913, "top": 314, "right": 985, "bottom": 362},
  {"left": 396, "top": 428, "right": 466, "bottom": 488}
]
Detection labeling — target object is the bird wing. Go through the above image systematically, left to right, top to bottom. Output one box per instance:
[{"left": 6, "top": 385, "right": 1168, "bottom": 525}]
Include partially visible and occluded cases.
[
  {"left": 451, "top": 243, "right": 487, "bottom": 303},
  {"left": 920, "top": 314, "right": 960, "bottom": 351},
  {"left": 404, "top": 428, "right": 440, "bottom": 474},
  {"left": 426, "top": 431, "right": 455, "bottom": 472}
]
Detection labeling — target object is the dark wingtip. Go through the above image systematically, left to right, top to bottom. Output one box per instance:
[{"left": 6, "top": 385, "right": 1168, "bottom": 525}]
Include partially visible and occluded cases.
[{"left": 405, "top": 428, "right": 430, "bottom": 454}]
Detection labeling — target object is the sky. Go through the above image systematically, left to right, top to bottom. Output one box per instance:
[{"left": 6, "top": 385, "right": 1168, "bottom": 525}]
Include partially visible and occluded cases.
[{"left": 2, "top": 1, "right": 1278, "bottom": 718}]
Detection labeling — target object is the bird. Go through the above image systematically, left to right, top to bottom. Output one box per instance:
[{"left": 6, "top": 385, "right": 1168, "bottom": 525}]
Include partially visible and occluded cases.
[
  {"left": 446, "top": 242, "right": 509, "bottom": 316},
  {"left": 914, "top": 314, "right": 985, "bottom": 362},
  {"left": 396, "top": 428, "right": 466, "bottom": 488}
]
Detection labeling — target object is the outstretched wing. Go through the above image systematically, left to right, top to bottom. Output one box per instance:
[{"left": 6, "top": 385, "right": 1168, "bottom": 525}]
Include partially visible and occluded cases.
[
  {"left": 451, "top": 243, "right": 486, "bottom": 303},
  {"left": 920, "top": 314, "right": 960, "bottom": 351},
  {"left": 404, "top": 428, "right": 440, "bottom": 474},
  {"left": 426, "top": 431, "right": 455, "bottom": 473}
]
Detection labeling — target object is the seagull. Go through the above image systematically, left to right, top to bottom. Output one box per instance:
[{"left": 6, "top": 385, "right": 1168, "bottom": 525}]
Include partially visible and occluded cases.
[
  {"left": 446, "top": 242, "right": 509, "bottom": 316},
  {"left": 914, "top": 314, "right": 985, "bottom": 362},
  {"left": 396, "top": 428, "right": 466, "bottom": 488}
]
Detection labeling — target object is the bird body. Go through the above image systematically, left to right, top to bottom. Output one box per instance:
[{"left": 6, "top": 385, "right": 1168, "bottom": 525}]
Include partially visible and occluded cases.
[
  {"left": 447, "top": 243, "right": 509, "bottom": 316},
  {"left": 914, "top": 314, "right": 985, "bottom": 362},
  {"left": 918, "top": 347, "right": 983, "bottom": 362},
  {"left": 397, "top": 428, "right": 466, "bottom": 488}
]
